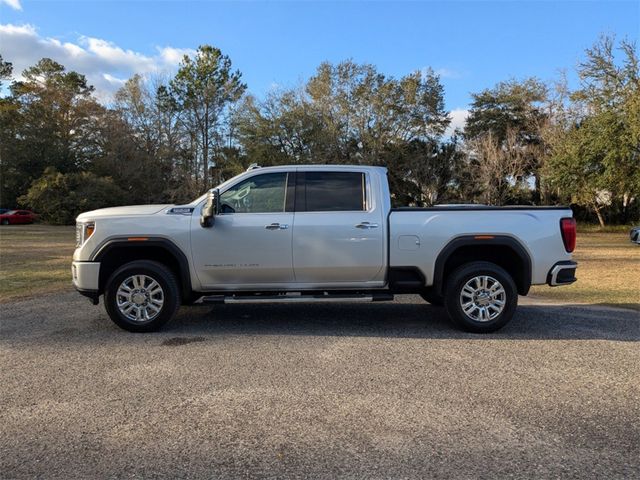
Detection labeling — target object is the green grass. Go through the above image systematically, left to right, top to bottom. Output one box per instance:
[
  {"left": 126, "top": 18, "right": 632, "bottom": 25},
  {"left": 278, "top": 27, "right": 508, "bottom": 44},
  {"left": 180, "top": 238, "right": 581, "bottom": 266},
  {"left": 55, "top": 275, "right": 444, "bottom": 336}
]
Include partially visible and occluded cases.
[
  {"left": 577, "top": 223, "right": 636, "bottom": 233},
  {"left": 0, "top": 225, "right": 638, "bottom": 311},
  {"left": 0, "top": 225, "right": 75, "bottom": 302},
  {"left": 530, "top": 231, "right": 640, "bottom": 311}
]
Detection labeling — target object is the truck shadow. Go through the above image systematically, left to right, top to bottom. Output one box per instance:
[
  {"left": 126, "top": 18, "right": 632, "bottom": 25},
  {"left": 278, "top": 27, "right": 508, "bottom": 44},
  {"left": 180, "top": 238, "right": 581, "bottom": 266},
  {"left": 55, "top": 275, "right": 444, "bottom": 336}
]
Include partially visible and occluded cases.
[
  {"left": 4, "top": 292, "right": 637, "bottom": 344},
  {"left": 168, "top": 301, "right": 640, "bottom": 342}
]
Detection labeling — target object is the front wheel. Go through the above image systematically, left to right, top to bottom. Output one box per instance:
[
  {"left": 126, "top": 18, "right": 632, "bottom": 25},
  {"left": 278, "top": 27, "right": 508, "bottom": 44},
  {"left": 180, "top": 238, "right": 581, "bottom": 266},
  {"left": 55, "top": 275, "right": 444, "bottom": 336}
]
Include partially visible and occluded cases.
[
  {"left": 104, "top": 260, "right": 181, "bottom": 332},
  {"left": 444, "top": 261, "right": 517, "bottom": 333},
  {"left": 420, "top": 289, "right": 444, "bottom": 306}
]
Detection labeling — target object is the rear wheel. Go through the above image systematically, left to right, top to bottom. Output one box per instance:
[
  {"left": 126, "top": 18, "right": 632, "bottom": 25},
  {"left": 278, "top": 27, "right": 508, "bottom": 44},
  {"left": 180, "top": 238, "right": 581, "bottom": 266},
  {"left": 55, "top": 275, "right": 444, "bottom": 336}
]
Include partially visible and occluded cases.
[
  {"left": 1, "top": 219, "right": 8, "bottom": 225},
  {"left": 104, "top": 260, "right": 180, "bottom": 332},
  {"left": 444, "top": 261, "right": 517, "bottom": 333}
]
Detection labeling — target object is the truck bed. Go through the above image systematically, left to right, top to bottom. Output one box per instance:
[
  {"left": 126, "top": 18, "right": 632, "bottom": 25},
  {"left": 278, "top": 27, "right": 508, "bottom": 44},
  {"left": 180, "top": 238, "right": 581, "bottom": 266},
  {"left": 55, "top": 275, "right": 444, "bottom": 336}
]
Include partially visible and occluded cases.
[{"left": 389, "top": 206, "right": 574, "bottom": 287}]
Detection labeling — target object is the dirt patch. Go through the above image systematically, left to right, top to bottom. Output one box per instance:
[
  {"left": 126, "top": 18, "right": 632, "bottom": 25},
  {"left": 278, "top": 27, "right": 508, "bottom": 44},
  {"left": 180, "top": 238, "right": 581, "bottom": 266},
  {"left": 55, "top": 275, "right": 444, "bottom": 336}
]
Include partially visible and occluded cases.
[{"left": 161, "top": 336, "right": 207, "bottom": 346}]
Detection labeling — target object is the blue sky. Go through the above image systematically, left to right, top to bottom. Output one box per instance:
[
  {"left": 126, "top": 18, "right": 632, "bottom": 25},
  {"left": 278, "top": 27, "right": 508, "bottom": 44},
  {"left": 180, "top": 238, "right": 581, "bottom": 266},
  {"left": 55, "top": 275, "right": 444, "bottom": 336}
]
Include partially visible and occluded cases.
[{"left": 1, "top": 0, "right": 638, "bottom": 128}]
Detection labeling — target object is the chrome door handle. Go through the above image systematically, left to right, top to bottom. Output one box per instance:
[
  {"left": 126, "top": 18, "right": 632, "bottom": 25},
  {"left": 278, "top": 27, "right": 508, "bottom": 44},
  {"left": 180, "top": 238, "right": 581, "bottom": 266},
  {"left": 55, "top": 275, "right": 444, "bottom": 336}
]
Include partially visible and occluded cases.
[
  {"left": 355, "top": 222, "right": 379, "bottom": 229},
  {"left": 265, "top": 223, "right": 288, "bottom": 230}
]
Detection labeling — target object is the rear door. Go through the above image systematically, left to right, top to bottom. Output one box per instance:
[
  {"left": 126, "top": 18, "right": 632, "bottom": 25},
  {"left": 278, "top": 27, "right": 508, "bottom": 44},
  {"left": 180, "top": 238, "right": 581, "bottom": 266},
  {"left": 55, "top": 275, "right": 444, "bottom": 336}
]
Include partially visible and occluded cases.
[{"left": 292, "top": 170, "right": 385, "bottom": 285}]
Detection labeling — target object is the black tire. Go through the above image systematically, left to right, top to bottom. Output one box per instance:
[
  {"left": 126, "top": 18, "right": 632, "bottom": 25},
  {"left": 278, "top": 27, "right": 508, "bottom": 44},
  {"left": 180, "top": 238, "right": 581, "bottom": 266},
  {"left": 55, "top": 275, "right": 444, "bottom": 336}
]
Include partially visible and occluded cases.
[
  {"left": 1, "top": 219, "right": 8, "bottom": 225},
  {"left": 104, "top": 260, "right": 180, "bottom": 332},
  {"left": 444, "top": 261, "right": 517, "bottom": 333},
  {"left": 420, "top": 289, "right": 444, "bottom": 306},
  {"left": 181, "top": 293, "right": 203, "bottom": 306}
]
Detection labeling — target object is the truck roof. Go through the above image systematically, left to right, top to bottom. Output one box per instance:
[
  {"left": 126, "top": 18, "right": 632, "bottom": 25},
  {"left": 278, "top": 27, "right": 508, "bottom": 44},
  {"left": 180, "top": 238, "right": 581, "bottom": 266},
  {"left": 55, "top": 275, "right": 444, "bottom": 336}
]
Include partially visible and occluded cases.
[{"left": 245, "top": 164, "right": 388, "bottom": 173}]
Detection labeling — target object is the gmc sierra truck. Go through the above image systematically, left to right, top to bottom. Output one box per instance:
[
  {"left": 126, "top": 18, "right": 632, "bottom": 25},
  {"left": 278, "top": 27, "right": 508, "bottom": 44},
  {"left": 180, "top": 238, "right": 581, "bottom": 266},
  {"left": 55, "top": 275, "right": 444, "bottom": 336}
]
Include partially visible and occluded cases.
[{"left": 72, "top": 165, "right": 577, "bottom": 333}]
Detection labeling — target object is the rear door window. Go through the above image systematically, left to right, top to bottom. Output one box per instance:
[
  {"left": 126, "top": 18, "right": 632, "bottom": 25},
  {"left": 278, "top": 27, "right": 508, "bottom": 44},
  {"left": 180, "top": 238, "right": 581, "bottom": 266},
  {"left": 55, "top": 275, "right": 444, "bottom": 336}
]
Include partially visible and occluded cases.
[{"left": 301, "top": 172, "right": 366, "bottom": 212}]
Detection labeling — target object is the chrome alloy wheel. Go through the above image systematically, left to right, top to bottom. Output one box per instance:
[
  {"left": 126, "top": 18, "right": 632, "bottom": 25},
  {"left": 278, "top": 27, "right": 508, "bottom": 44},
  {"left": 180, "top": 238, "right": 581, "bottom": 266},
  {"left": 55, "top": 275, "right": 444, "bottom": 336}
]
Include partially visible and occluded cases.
[
  {"left": 116, "top": 275, "right": 164, "bottom": 322},
  {"left": 459, "top": 275, "right": 506, "bottom": 322}
]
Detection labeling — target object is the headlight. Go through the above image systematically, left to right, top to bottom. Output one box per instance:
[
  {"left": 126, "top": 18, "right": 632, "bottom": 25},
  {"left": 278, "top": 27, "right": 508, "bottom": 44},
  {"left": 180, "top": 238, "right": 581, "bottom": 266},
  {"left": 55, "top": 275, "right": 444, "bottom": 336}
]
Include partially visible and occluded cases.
[{"left": 76, "top": 222, "right": 95, "bottom": 247}]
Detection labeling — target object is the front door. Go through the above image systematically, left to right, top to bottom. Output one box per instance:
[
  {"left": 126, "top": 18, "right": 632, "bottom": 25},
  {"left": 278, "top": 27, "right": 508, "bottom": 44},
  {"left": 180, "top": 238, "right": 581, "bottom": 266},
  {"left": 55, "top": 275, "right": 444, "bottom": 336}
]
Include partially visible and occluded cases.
[{"left": 191, "top": 171, "right": 295, "bottom": 289}]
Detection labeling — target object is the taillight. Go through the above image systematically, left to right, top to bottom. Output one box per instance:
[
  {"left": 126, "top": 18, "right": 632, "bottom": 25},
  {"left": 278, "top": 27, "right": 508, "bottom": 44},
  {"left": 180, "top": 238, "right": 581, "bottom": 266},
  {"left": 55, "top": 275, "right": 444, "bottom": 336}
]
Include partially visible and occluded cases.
[{"left": 560, "top": 217, "right": 576, "bottom": 253}]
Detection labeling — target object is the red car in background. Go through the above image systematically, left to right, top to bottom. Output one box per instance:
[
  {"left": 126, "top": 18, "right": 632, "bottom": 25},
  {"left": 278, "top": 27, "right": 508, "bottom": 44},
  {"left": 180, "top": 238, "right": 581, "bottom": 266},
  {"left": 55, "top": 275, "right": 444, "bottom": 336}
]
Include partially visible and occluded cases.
[{"left": 0, "top": 210, "right": 37, "bottom": 225}]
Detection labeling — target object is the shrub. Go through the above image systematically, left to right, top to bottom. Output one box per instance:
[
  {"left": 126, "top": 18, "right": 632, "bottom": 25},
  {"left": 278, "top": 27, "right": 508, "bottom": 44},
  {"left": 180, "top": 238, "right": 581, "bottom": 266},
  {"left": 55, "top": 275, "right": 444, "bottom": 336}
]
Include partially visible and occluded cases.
[{"left": 19, "top": 168, "right": 126, "bottom": 225}]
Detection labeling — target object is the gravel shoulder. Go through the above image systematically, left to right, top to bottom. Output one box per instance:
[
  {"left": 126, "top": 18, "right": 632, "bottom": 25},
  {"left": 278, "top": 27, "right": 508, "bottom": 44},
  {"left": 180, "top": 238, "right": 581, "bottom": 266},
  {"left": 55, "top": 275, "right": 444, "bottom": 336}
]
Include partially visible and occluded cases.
[{"left": 1, "top": 290, "right": 639, "bottom": 479}]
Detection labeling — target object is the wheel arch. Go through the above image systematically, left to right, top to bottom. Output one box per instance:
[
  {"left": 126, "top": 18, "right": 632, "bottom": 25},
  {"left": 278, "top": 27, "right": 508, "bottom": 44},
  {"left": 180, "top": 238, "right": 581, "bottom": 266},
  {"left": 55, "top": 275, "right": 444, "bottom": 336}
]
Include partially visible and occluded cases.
[
  {"left": 433, "top": 235, "right": 532, "bottom": 296},
  {"left": 92, "top": 238, "right": 192, "bottom": 299}
]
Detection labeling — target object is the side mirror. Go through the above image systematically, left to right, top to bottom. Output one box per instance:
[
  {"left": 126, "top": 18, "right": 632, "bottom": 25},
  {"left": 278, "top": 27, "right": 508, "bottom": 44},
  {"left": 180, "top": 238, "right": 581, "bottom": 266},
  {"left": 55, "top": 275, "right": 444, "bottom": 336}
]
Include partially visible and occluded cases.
[{"left": 200, "top": 189, "right": 219, "bottom": 228}]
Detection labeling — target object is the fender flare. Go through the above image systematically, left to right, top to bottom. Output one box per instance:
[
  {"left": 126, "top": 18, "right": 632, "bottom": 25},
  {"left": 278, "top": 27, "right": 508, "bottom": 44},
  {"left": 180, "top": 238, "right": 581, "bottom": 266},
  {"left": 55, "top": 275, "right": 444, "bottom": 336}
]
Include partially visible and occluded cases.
[
  {"left": 433, "top": 235, "right": 532, "bottom": 295},
  {"left": 92, "top": 237, "right": 192, "bottom": 298}
]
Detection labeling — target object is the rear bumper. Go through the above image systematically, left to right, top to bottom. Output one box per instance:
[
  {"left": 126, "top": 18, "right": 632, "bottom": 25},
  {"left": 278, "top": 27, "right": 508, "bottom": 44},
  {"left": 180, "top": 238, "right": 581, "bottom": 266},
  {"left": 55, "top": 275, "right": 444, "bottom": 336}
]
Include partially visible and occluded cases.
[{"left": 547, "top": 261, "right": 577, "bottom": 286}]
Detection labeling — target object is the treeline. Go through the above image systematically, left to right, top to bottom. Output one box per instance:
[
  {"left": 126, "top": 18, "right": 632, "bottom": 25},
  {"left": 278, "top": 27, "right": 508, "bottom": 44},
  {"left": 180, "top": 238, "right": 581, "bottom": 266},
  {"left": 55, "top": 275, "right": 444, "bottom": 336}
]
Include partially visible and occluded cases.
[{"left": 0, "top": 36, "right": 638, "bottom": 225}]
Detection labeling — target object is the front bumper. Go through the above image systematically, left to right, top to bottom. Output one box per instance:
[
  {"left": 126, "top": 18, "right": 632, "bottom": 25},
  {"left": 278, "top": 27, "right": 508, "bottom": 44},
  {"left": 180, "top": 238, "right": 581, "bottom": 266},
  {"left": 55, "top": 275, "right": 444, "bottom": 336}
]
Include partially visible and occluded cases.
[
  {"left": 72, "top": 261, "right": 100, "bottom": 290},
  {"left": 72, "top": 261, "right": 100, "bottom": 302},
  {"left": 547, "top": 261, "right": 577, "bottom": 286}
]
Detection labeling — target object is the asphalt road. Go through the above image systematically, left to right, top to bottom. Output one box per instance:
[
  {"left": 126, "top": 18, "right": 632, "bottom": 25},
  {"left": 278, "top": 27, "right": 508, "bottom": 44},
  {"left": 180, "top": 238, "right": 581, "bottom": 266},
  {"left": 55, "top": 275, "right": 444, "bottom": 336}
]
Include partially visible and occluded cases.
[{"left": 1, "top": 291, "right": 639, "bottom": 479}]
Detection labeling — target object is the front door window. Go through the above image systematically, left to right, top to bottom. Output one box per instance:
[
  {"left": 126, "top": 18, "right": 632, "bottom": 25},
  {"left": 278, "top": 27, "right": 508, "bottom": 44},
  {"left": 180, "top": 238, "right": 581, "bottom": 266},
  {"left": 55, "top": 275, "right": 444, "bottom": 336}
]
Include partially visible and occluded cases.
[{"left": 219, "top": 173, "right": 288, "bottom": 214}]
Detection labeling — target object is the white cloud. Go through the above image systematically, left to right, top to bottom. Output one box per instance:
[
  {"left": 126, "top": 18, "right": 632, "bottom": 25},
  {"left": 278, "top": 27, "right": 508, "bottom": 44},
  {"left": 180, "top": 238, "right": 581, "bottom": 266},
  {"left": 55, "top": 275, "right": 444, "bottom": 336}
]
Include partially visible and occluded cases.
[
  {"left": 0, "top": 0, "right": 22, "bottom": 11},
  {"left": 0, "top": 23, "right": 195, "bottom": 102},
  {"left": 0, "top": 23, "right": 33, "bottom": 34},
  {"left": 159, "top": 46, "right": 190, "bottom": 65},
  {"left": 421, "top": 66, "right": 463, "bottom": 80},
  {"left": 434, "top": 68, "right": 462, "bottom": 79},
  {"left": 102, "top": 73, "right": 127, "bottom": 86},
  {"left": 446, "top": 108, "right": 469, "bottom": 136}
]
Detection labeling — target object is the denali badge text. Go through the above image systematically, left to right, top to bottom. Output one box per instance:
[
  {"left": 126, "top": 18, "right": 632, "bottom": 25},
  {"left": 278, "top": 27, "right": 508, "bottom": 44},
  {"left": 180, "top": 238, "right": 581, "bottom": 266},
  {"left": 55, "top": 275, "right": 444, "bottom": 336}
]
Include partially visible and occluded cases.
[
  {"left": 167, "top": 207, "right": 194, "bottom": 215},
  {"left": 205, "top": 263, "right": 260, "bottom": 268}
]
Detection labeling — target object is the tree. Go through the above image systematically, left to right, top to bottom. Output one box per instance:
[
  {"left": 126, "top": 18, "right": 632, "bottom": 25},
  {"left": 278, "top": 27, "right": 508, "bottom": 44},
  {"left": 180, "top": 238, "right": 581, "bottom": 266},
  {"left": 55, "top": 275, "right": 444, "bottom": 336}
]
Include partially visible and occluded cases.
[
  {"left": 545, "top": 36, "right": 640, "bottom": 225},
  {"left": 576, "top": 36, "right": 640, "bottom": 222},
  {"left": 169, "top": 45, "right": 246, "bottom": 189},
  {"left": 0, "top": 54, "right": 12, "bottom": 87},
  {"left": 0, "top": 54, "right": 16, "bottom": 207},
  {"left": 0, "top": 58, "right": 102, "bottom": 206},
  {"left": 236, "top": 60, "right": 451, "bottom": 205},
  {"left": 305, "top": 61, "right": 449, "bottom": 163},
  {"left": 107, "top": 75, "right": 185, "bottom": 203},
  {"left": 465, "top": 78, "right": 549, "bottom": 203},
  {"left": 236, "top": 88, "right": 327, "bottom": 165},
  {"left": 89, "top": 110, "right": 170, "bottom": 204},
  {"left": 466, "top": 129, "right": 530, "bottom": 205},
  {"left": 382, "top": 138, "right": 464, "bottom": 206}
]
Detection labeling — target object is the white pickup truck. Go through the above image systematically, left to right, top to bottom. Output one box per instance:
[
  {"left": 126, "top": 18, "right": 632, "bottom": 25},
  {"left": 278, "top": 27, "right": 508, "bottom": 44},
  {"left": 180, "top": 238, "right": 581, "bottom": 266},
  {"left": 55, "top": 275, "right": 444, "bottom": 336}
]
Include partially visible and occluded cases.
[{"left": 72, "top": 165, "right": 577, "bottom": 333}]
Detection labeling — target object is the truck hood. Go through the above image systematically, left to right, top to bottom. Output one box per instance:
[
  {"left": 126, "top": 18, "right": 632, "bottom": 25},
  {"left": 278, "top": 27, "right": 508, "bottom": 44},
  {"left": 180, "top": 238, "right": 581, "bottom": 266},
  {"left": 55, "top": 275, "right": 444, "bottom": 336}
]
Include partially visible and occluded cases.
[{"left": 76, "top": 204, "right": 172, "bottom": 221}]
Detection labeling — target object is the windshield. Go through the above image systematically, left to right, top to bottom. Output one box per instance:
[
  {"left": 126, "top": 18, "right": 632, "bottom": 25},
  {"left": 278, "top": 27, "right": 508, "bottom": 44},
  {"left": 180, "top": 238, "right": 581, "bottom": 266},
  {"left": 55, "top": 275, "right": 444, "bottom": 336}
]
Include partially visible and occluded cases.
[{"left": 191, "top": 171, "right": 247, "bottom": 205}]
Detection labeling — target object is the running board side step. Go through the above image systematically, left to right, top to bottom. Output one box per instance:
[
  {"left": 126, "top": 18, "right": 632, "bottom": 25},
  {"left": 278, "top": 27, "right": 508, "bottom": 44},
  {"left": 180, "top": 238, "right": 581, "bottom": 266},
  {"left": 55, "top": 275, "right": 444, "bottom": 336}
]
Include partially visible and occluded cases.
[{"left": 200, "top": 292, "right": 394, "bottom": 305}]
